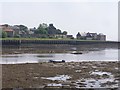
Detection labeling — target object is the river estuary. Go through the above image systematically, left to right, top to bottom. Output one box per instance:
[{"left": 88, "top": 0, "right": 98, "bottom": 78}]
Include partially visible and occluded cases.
[
  {"left": 1, "top": 44, "right": 119, "bottom": 89},
  {"left": 1, "top": 48, "right": 119, "bottom": 64}
]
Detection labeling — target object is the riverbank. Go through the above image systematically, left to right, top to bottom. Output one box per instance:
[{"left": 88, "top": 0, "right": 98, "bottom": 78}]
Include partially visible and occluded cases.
[{"left": 2, "top": 61, "right": 119, "bottom": 89}]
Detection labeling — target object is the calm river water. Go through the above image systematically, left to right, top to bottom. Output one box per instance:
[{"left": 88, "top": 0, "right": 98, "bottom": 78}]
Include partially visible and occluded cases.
[{"left": 1, "top": 48, "right": 119, "bottom": 64}]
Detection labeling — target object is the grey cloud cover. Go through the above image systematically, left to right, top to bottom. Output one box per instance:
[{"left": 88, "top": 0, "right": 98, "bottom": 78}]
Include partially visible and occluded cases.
[{"left": 0, "top": 1, "right": 118, "bottom": 41}]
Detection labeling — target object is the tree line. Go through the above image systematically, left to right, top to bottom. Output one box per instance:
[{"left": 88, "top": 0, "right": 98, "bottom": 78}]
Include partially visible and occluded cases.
[
  {"left": 1, "top": 23, "right": 68, "bottom": 38},
  {"left": 34, "top": 23, "right": 67, "bottom": 35}
]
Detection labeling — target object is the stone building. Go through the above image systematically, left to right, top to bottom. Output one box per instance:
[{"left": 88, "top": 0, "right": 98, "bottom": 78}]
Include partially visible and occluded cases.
[
  {"left": 0, "top": 24, "right": 14, "bottom": 37},
  {"left": 47, "top": 24, "right": 57, "bottom": 35},
  {"left": 11, "top": 25, "right": 20, "bottom": 37},
  {"left": 76, "top": 32, "right": 106, "bottom": 41},
  {"left": 86, "top": 32, "right": 97, "bottom": 40},
  {"left": 97, "top": 33, "right": 106, "bottom": 41},
  {"left": 67, "top": 35, "right": 74, "bottom": 39}
]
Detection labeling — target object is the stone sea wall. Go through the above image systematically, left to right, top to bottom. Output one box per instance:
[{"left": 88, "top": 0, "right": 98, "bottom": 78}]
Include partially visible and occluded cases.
[{"left": 1, "top": 40, "right": 119, "bottom": 46}]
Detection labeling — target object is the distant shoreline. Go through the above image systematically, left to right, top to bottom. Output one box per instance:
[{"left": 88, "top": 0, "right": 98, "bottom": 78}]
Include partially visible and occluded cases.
[{"left": 0, "top": 38, "right": 118, "bottom": 42}]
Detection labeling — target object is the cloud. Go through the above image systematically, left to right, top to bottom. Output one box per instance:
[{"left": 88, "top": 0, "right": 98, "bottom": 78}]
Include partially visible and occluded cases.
[{"left": 1, "top": 2, "right": 118, "bottom": 41}]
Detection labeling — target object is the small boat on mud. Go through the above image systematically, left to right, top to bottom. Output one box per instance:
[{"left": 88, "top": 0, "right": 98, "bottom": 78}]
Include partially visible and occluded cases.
[
  {"left": 71, "top": 52, "right": 83, "bottom": 54},
  {"left": 49, "top": 60, "right": 65, "bottom": 63}
]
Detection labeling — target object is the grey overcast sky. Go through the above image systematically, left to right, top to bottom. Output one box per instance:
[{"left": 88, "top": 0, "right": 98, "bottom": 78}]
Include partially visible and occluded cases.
[{"left": 0, "top": 0, "right": 118, "bottom": 41}]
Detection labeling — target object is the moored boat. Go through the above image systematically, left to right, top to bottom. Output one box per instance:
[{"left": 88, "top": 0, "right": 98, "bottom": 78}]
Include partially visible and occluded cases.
[{"left": 49, "top": 60, "right": 65, "bottom": 63}]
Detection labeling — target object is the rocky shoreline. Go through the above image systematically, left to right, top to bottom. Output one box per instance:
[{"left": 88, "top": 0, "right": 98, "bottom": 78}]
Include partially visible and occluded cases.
[{"left": 2, "top": 61, "right": 120, "bottom": 89}]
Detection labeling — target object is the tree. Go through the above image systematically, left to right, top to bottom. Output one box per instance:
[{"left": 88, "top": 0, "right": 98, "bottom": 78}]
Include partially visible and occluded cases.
[
  {"left": 36, "top": 23, "right": 48, "bottom": 34},
  {"left": 41, "top": 23, "right": 48, "bottom": 29},
  {"left": 18, "top": 25, "right": 28, "bottom": 31},
  {"left": 39, "top": 29, "right": 47, "bottom": 34},
  {"left": 2, "top": 31, "right": 7, "bottom": 38},
  {"left": 62, "top": 31, "right": 67, "bottom": 35}
]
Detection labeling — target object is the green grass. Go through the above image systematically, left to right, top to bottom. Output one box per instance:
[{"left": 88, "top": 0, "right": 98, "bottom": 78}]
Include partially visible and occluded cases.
[{"left": 1, "top": 38, "right": 73, "bottom": 40}]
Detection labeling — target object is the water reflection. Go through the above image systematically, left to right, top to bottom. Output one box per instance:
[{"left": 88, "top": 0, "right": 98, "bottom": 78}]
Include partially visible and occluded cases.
[{"left": 2, "top": 44, "right": 118, "bottom": 64}]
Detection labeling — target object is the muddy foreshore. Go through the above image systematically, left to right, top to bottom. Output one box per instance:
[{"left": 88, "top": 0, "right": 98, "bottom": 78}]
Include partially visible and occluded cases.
[{"left": 2, "top": 61, "right": 120, "bottom": 89}]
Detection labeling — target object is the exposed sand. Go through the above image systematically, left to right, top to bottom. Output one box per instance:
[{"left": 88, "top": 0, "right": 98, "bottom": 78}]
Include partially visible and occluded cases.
[{"left": 2, "top": 61, "right": 120, "bottom": 89}]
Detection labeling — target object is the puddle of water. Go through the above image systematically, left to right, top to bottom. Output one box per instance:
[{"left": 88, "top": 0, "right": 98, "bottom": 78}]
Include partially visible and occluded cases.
[
  {"left": 82, "top": 66, "right": 87, "bottom": 69},
  {"left": 92, "top": 66, "right": 97, "bottom": 68},
  {"left": 115, "top": 67, "right": 118, "bottom": 70},
  {"left": 75, "top": 70, "right": 81, "bottom": 73},
  {"left": 74, "top": 71, "right": 118, "bottom": 88},
  {"left": 90, "top": 71, "right": 112, "bottom": 76},
  {"left": 41, "top": 75, "right": 71, "bottom": 81},
  {"left": 33, "top": 77, "right": 39, "bottom": 79},
  {"left": 76, "top": 78, "right": 118, "bottom": 88},
  {"left": 99, "top": 78, "right": 119, "bottom": 85},
  {"left": 99, "top": 78, "right": 118, "bottom": 88},
  {"left": 84, "top": 79, "right": 100, "bottom": 88},
  {"left": 47, "top": 83, "right": 62, "bottom": 86},
  {"left": 104, "top": 84, "right": 118, "bottom": 88}
]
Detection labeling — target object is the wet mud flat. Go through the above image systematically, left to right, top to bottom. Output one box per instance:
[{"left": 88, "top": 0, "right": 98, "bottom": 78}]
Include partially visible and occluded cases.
[
  {"left": 2, "top": 43, "right": 118, "bottom": 55},
  {"left": 2, "top": 61, "right": 120, "bottom": 89}
]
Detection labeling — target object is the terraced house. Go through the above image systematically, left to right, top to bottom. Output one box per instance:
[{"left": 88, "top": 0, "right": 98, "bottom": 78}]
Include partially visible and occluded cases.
[{"left": 76, "top": 32, "right": 106, "bottom": 41}]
